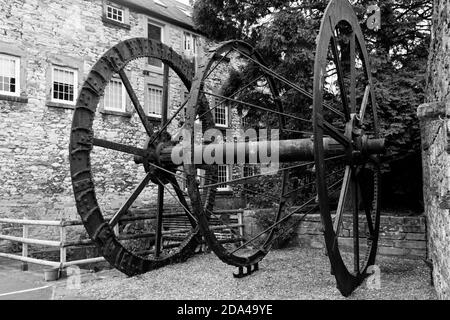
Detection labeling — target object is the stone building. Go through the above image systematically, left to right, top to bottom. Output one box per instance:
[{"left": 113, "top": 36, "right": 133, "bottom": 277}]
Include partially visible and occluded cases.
[
  {"left": 0, "top": 0, "right": 243, "bottom": 247},
  {"left": 418, "top": 0, "right": 450, "bottom": 299}
]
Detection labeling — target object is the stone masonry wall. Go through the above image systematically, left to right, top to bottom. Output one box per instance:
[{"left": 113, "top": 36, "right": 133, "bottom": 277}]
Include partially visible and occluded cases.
[
  {"left": 0, "top": 0, "right": 208, "bottom": 248},
  {"left": 417, "top": 101, "right": 450, "bottom": 299},
  {"left": 243, "top": 210, "right": 427, "bottom": 259}
]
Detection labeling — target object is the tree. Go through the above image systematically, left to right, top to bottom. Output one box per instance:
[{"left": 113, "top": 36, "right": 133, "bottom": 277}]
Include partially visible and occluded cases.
[{"left": 193, "top": 0, "right": 431, "bottom": 211}]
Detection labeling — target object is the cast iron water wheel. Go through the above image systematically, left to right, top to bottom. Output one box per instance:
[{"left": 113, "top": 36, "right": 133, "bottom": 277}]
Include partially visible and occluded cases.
[
  {"left": 184, "top": 0, "right": 382, "bottom": 295},
  {"left": 313, "top": 0, "right": 381, "bottom": 296},
  {"left": 70, "top": 38, "right": 200, "bottom": 276},
  {"left": 184, "top": 38, "right": 355, "bottom": 274},
  {"left": 184, "top": 40, "right": 294, "bottom": 269}
]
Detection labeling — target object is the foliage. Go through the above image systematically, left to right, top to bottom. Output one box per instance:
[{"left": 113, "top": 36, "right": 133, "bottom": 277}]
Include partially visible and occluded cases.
[
  {"left": 193, "top": 0, "right": 431, "bottom": 210},
  {"left": 254, "top": 209, "right": 299, "bottom": 249}
]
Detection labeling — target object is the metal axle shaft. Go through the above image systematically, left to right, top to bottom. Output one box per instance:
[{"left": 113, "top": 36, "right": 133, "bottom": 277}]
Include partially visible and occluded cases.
[{"left": 159, "top": 137, "right": 385, "bottom": 165}]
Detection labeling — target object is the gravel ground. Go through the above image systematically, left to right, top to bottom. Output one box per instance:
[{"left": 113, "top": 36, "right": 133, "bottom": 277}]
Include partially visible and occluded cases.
[{"left": 54, "top": 248, "right": 437, "bottom": 300}]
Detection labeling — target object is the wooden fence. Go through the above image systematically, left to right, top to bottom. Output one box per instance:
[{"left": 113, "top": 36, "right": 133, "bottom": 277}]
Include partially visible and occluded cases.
[{"left": 0, "top": 209, "right": 245, "bottom": 271}]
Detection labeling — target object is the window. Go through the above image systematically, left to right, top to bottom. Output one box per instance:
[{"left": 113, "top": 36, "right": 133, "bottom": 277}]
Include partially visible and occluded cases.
[
  {"left": 106, "top": 5, "right": 124, "bottom": 23},
  {"left": 148, "top": 22, "right": 163, "bottom": 68},
  {"left": 183, "top": 32, "right": 196, "bottom": 55},
  {"left": 183, "top": 32, "right": 198, "bottom": 69},
  {"left": 0, "top": 54, "right": 20, "bottom": 96},
  {"left": 51, "top": 66, "right": 77, "bottom": 105},
  {"left": 104, "top": 79, "right": 126, "bottom": 112},
  {"left": 147, "top": 85, "right": 163, "bottom": 117},
  {"left": 182, "top": 91, "right": 189, "bottom": 120},
  {"left": 214, "top": 97, "right": 228, "bottom": 127},
  {"left": 242, "top": 115, "right": 249, "bottom": 128},
  {"left": 217, "top": 165, "right": 230, "bottom": 191},
  {"left": 243, "top": 165, "right": 256, "bottom": 178},
  {"left": 196, "top": 168, "right": 205, "bottom": 187}
]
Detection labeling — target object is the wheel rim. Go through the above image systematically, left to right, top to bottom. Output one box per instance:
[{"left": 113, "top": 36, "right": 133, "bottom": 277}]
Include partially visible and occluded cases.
[
  {"left": 312, "top": 0, "right": 381, "bottom": 296},
  {"left": 70, "top": 38, "right": 200, "bottom": 276},
  {"left": 184, "top": 40, "right": 298, "bottom": 267}
]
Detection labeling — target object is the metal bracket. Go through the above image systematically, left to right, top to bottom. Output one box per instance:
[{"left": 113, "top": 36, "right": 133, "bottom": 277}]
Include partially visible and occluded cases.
[{"left": 233, "top": 263, "right": 259, "bottom": 278}]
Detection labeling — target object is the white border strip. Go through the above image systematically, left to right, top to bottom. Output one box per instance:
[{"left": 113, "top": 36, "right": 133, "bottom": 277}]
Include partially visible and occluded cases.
[{"left": 0, "top": 285, "right": 52, "bottom": 297}]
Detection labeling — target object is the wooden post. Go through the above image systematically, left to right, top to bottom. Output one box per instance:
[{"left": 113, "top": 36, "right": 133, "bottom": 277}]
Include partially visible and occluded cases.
[
  {"left": 237, "top": 210, "right": 244, "bottom": 246},
  {"left": 59, "top": 222, "right": 66, "bottom": 273},
  {"left": 21, "top": 224, "right": 28, "bottom": 271}
]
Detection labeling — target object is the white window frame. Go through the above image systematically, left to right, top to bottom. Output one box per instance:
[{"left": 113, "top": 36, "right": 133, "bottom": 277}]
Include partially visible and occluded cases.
[
  {"left": 154, "top": 0, "right": 167, "bottom": 8},
  {"left": 106, "top": 4, "right": 125, "bottom": 23},
  {"left": 178, "top": 6, "right": 192, "bottom": 18},
  {"left": 148, "top": 20, "right": 165, "bottom": 70},
  {"left": 183, "top": 32, "right": 197, "bottom": 55},
  {"left": 0, "top": 54, "right": 20, "bottom": 97},
  {"left": 51, "top": 66, "right": 78, "bottom": 105},
  {"left": 103, "top": 78, "right": 126, "bottom": 113},
  {"left": 146, "top": 84, "right": 163, "bottom": 118},
  {"left": 214, "top": 97, "right": 229, "bottom": 128},
  {"left": 217, "top": 165, "right": 231, "bottom": 191}
]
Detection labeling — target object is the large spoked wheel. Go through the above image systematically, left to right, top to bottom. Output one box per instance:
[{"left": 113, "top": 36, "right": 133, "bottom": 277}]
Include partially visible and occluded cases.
[
  {"left": 313, "top": 0, "right": 381, "bottom": 296},
  {"left": 70, "top": 38, "right": 200, "bottom": 276},
  {"left": 184, "top": 40, "right": 336, "bottom": 270}
]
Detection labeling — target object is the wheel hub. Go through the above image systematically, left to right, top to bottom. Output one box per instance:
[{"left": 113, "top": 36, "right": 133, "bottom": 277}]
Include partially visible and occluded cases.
[{"left": 134, "top": 133, "right": 177, "bottom": 185}]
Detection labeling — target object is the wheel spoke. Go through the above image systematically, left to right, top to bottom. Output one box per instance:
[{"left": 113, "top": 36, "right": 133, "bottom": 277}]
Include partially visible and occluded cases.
[
  {"left": 329, "top": 17, "right": 350, "bottom": 120},
  {"left": 350, "top": 32, "right": 356, "bottom": 113},
  {"left": 234, "top": 47, "right": 345, "bottom": 118},
  {"left": 204, "top": 49, "right": 233, "bottom": 80},
  {"left": 119, "top": 69, "right": 153, "bottom": 137},
  {"left": 196, "top": 75, "right": 264, "bottom": 121},
  {"left": 359, "top": 85, "right": 370, "bottom": 124},
  {"left": 201, "top": 91, "right": 310, "bottom": 124},
  {"left": 149, "top": 97, "right": 189, "bottom": 145},
  {"left": 322, "top": 120, "right": 351, "bottom": 147},
  {"left": 93, "top": 138, "right": 148, "bottom": 157},
  {"left": 199, "top": 155, "right": 345, "bottom": 189},
  {"left": 147, "top": 162, "right": 187, "bottom": 180},
  {"left": 201, "top": 162, "right": 311, "bottom": 189},
  {"left": 333, "top": 165, "right": 351, "bottom": 234},
  {"left": 283, "top": 167, "right": 345, "bottom": 198},
  {"left": 177, "top": 168, "right": 282, "bottom": 203},
  {"left": 357, "top": 168, "right": 375, "bottom": 236},
  {"left": 109, "top": 172, "right": 153, "bottom": 228},
  {"left": 161, "top": 177, "right": 198, "bottom": 224},
  {"left": 230, "top": 177, "right": 344, "bottom": 254},
  {"left": 264, "top": 177, "right": 345, "bottom": 251},
  {"left": 229, "top": 196, "right": 317, "bottom": 254}
]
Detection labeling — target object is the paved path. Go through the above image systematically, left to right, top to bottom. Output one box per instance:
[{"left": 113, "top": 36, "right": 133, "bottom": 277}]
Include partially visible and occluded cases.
[{"left": 0, "top": 258, "right": 55, "bottom": 300}]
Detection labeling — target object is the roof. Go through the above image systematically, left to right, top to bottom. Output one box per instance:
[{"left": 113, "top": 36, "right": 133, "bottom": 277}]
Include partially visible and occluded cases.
[{"left": 111, "top": 0, "right": 196, "bottom": 33}]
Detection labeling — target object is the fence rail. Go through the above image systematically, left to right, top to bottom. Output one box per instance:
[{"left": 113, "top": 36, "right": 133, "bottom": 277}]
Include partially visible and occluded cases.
[
  {"left": 0, "top": 209, "right": 245, "bottom": 271},
  {"left": 0, "top": 217, "right": 107, "bottom": 271}
]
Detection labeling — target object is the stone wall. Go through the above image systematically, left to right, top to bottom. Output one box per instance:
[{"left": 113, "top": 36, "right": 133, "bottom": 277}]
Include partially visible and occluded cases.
[
  {"left": 0, "top": 0, "right": 208, "bottom": 246},
  {"left": 417, "top": 101, "right": 450, "bottom": 299},
  {"left": 243, "top": 209, "right": 427, "bottom": 259},
  {"left": 296, "top": 214, "right": 427, "bottom": 259}
]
